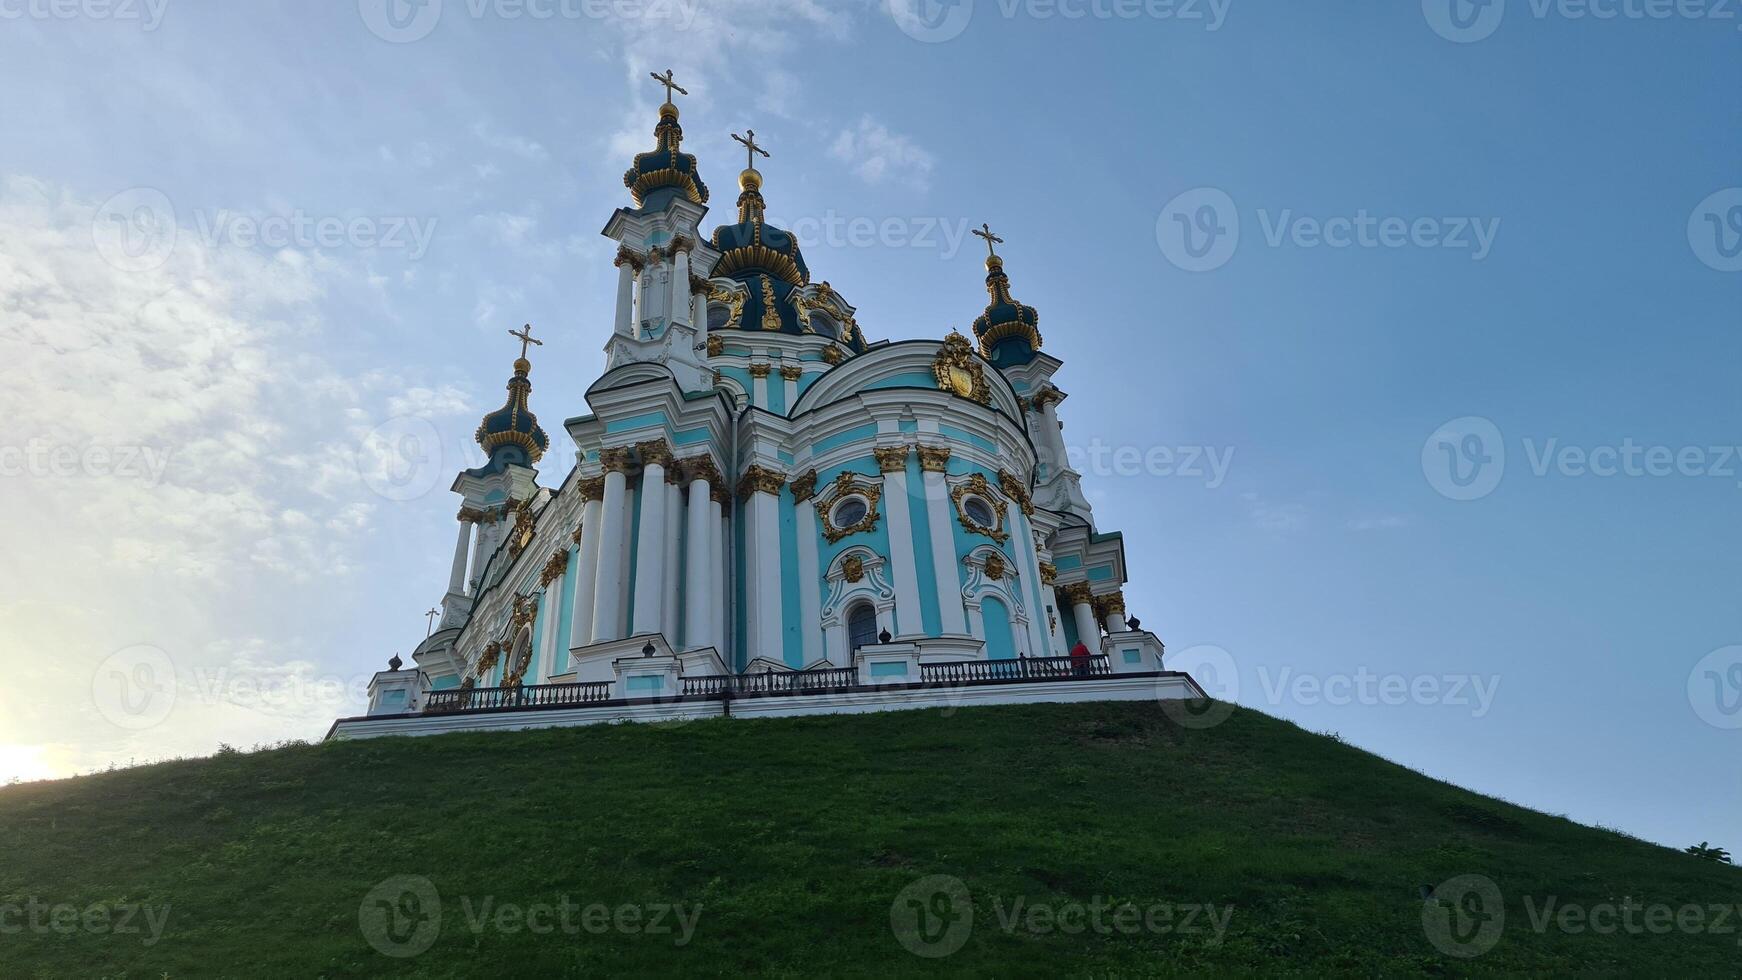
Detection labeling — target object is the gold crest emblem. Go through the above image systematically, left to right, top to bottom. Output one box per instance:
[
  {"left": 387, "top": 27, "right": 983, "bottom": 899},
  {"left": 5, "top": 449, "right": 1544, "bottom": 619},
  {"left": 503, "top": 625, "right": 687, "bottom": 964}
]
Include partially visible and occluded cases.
[{"left": 933, "top": 332, "right": 991, "bottom": 405}]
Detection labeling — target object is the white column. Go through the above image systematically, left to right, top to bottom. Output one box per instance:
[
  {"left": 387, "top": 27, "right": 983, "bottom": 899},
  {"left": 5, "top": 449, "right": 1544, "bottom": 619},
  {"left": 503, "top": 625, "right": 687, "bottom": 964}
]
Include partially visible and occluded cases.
[
  {"left": 670, "top": 246, "right": 692, "bottom": 326},
  {"left": 613, "top": 255, "right": 637, "bottom": 337},
  {"left": 692, "top": 287, "right": 707, "bottom": 330},
  {"left": 1041, "top": 397, "right": 1070, "bottom": 478},
  {"left": 632, "top": 447, "right": 669, "bottom": 637},
  {"left": 918, "top": 454, "right": 968, "bottom": 635},
  {"left": 590, "top": 458, "right": 631, "bottom": 644},
  {"left": 684, "top": 467, "right": 715, "bottom": 651},
  {"left": 742, "top": 469, "right": 785, "bottom": 662},
  {"left": 662, "top": 476, "right": 683, "bottom": 642},
  {"left": 794, "top": 481, "right": 823, "bottom": 667},
  {"left": 570, "top": 492, "right": 603, "bottom": 650},
  {"left": 711, "top": 496, "right": 727, "bottom": 659},
  {"left": 468, "top": 513, "right": 491, "bottom": 591},
  {"left": 448, "top": 519, "right": 473, "bottom": 595},
  {"left": 1103, "top": 593, "right": 1128, "bottom": 634},
  {"left": 1071, "top": 596, "right": 1099, "bottom": 651}
]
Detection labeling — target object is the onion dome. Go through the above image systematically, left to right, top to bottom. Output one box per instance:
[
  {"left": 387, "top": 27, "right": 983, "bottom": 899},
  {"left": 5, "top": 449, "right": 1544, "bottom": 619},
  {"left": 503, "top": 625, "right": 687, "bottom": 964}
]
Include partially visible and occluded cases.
[
  {"left": 622, "top": 102, "right": 710, "bottom": 209},
  {"left": 707, "top": 138, "right": 869, "bottom": 354},
  {"left": 969, "top": 225, "right": 1043, "bottom": 368},
  {"left": 474, "top": 345, "right": 549, "bottom": 468}
]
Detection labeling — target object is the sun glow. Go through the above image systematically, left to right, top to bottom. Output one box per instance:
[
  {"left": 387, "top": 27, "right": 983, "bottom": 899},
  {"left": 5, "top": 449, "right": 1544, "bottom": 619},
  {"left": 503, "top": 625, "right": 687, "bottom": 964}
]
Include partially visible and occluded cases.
[{"left": 0, "top": 744, "right": 57, "bottom": 785}]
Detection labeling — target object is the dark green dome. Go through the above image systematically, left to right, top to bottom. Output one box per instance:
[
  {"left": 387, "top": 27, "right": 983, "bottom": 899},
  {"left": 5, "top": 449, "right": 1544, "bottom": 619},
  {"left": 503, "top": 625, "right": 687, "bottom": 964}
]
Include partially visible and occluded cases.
[
  {"left": 622, "top": 103, "right": 709, "bottom": 209},
  {"left": 972, "top": 254, "right": 1043, "bottom": 367},
  {"left": 474, "top": 358, "right": 549, "bottom": 467}
]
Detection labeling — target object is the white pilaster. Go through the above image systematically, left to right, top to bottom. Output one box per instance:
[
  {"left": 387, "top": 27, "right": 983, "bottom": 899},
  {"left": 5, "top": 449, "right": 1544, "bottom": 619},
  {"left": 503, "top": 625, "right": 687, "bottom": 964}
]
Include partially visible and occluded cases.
[
  {"left": 751, "top": 367, "right": 770, "bottom": 411},
  {"left": 878, "top": 449, "right": 925, "bottom": 638},
  {"left": 919, "top": 460, "right": 968, "bottom": 635},
  {"left": 590, "top": 463, "right": 631, "bottom": 644},
  {"left": 742, "top": 470, "right": 785, "bottom": 662},
  {"left": 794, "top": 489, "right": 823, "bottom": 666},
  {"left": 570, "top": 494, "right": 603, "bottom": 649},
  {"left": 711, "top": 498, "right": 727, "bottom": 659},
  {"left": 1008, "top": 503, "right": 1050, "bottom": 661},
  {"left": 535, "top": 586, "right": 560, "bottom": 683}
]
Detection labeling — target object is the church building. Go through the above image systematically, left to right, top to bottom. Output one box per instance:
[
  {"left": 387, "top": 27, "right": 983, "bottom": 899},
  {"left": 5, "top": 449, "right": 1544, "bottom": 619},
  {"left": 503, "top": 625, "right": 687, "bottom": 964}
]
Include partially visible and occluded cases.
[{"left": 331, "top": 75, "right": 1200, "bottom": 739}]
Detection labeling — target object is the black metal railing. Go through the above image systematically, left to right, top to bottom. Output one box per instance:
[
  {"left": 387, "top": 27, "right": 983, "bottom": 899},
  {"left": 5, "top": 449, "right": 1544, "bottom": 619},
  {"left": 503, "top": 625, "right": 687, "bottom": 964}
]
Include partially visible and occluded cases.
[
  {"left": 920, "top": 654, "right": 1111, "bottom": 685},
  {"left": 681, "top": 667, "right": 859, "bottom": 697},
  {"left": 424, "top": 681, "right": 614, "bottom": 715}
]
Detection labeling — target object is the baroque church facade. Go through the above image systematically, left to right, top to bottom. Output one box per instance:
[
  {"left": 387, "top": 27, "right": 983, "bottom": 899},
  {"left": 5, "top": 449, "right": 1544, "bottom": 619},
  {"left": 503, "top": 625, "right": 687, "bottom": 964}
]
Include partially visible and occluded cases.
[{"left": 336, "top": 77, "right": 1195, "bottom": 735}]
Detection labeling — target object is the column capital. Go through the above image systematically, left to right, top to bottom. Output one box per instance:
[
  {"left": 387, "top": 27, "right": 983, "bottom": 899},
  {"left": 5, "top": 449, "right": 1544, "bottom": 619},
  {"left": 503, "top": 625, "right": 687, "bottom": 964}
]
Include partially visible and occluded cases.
[
  {"left": 669, "top": 234, "right": 696, "bottom": 255},
  {"left": 614, "top": 245, "right": 644, "bottom": 271},
  {"left": 748, "top": 363, "right": 773, "bottom": 379},
  {"left": 780, "top": 364, "right": 803, "bottom": 382},
  {"left": 1030, "top": 386, "right": 1064, "bottom": 411},
  {"left": 635, "top": 438, "right": 674, "bottom": 469},
  {"left": 917, "top": 445, "right": 952, "bottom": 473},
  {"left": 599, "top": 446, "right": 635, "bottom": 473},
  {"left": 875, "top": 446, "right": 910, "bottom": 473},
  {"left": 679, "top": 454, "right": 723, "bottom": 487},
  {"left": 737, "top": 464, "right": 787, "bottom": 500},
  {"left": 791, "top": 469, "right": 819, "bottom": 503},
  {"left": 999, "top": 470, "right": 1036, "bottom": 515},
  {"left": 577, "top": 476, "right": 607, "bottom": 501},
  {"left": 710, "top": 484, "right": 733, "bottom": 506},
  {"left": 456, "top": 506, "right": 489, "bottom": 524},
  {"left": 540, "top": 548, "right": 569, "bottom": 587},
  {"left": 1039, "top": 561, "right": 1058, "bottom": 585},
  {"left": 1060, "top": 582, "right": 1094, "bottom": 606},
  {"left": 1094, "top": 590, "right": 1127, "bottom": 617}
]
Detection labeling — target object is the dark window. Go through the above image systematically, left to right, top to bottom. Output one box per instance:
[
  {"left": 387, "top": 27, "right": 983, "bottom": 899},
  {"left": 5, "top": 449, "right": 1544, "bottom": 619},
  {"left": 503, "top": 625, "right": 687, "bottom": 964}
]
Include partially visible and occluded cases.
[
  {"left": 707, "top": 304, "right": 732, "bottom": 330},
  {"left": 810, "top": 314, "right": 838, "bottom": 339},
  {"left": 832, "top": 495, "right": 869, "bottom": 529},
  {"left": 964, "top": 496, "right": 996, "bottom": 527},
  {"left": 848, "top": 603, "right": 880, "bottom": 651}
]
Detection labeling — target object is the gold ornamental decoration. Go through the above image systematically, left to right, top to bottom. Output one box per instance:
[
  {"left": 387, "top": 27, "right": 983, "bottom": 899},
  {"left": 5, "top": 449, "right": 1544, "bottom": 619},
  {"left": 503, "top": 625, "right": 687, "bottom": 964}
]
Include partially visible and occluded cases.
[
  {"left": 933, "top": 332, "right": 992, "bottom": 405},
  {"left": 706, "top": 334, "right": 724, "bottom": 357},
  {"left": 822, "top": 346, "right": 845, "bottom": 365},
  {"left": 635, "top": 439, "right": 674, "bottom": 469},
  {"left": 917, "top": 445, "right": 952, "bottom": 473},
  {"left": 599, "top": 446, "right": 634, "bottom": 473},
  {"left": 874, "top": 446, "right": 910, "bottom": 473},
  {"left": 736, "top": 465, "right": 787, "bottom": 500},
  {"left": 790, "top": 470, "right": 819, "bottom": 504},
  {"left": 820, "top": 471, "right": 883, "bottom": 545},
  {"left": 998, "top": 471, "right": 1035, "bottom": 516},
  {"left": 951, "top": 473, "right": 1009, "bottom": 543},
  {"left": 577, "top": 476, "right": 607, "bottom": 502},
  {"left": 508, "top": 501, "right": 537, "bottom": 557},
  {"left": 540, "top": 548, "right": 569, "bottom": 587},
  {"left": 983, "top": 553, "right": 1007, "bottom": 580},
  {"left": 842, "top": 555, "right": 866, "bottom": 583},
  {"left": 1039, "top": 561, "right": 1058, "bottom": 586},
  {"left": 1060, "top": 583, "right": 1094, "bottom": 606},
  {"left": 477, "top": 641, "right": 502, "bottom": 673}
]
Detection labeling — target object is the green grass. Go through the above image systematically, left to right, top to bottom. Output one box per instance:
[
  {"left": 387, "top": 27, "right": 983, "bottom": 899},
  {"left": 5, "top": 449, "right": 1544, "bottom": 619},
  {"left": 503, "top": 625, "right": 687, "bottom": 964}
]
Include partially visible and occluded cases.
[{"left": 1, "top": 701, "right": 1736, "bottom": 976}]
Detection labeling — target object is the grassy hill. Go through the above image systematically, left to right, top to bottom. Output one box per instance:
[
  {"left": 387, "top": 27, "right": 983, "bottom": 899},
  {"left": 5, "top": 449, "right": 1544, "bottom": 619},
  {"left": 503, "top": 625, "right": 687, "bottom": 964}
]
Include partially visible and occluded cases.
[{"left": 1, "top": 701, "right": 1735, "bottom": 976}]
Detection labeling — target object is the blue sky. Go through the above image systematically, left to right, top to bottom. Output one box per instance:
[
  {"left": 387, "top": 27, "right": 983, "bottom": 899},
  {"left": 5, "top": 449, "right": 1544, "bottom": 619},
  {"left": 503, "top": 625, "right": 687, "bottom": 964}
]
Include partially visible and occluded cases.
[{"left": 0, "top": 1, "right": 1736, "bottom": 851}]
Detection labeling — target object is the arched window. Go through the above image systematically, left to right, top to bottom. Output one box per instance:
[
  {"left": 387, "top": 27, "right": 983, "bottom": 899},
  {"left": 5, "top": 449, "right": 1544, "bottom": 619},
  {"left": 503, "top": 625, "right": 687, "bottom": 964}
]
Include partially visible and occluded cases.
[
  {"left": 707, "top": 303, "right": 733, "bottom": 330},
  {"left": 810, "top": 313, "right": 838, "bottom": 339},
  {"left": 847, "top": 602, "right": 880, "bottom": 652}
]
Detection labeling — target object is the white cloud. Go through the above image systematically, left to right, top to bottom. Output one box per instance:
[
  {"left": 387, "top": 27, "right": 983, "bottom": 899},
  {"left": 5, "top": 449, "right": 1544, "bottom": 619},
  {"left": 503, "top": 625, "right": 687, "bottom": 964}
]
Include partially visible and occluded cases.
[
  {"left": 829, "top": 116, "right": 936, "bottom": 190},
  {"left": 0, "top": 177, "right": 454, "bottom": 779},
  {"left": 1348, "top": 515, "right": 1412, "bottom": 531}
]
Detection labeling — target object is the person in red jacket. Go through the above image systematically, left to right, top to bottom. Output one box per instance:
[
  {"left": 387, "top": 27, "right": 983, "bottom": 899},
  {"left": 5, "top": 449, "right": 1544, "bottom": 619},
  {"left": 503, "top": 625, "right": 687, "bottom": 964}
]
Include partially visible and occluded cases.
[{"left": 1070, "top": 641, "right": 1092, "bottom": 676}]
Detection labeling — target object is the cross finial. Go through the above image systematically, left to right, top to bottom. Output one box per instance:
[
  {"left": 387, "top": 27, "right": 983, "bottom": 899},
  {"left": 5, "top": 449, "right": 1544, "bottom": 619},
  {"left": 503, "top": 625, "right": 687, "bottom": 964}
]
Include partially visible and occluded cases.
[
  {"left": 649, "top": 68, "right": 687, "bottom": 105},
  {"left": 732, "top": 129, "right": 770, "bottom": 171},
  {"left": 973, "top": 223, "right": 1004, "bottom": 259},
  {"left": 509, "top": 323, "right": 542, "bottom": 360},
  {"left": 424, "top": 608, "right": 440, "bottom": 636}
]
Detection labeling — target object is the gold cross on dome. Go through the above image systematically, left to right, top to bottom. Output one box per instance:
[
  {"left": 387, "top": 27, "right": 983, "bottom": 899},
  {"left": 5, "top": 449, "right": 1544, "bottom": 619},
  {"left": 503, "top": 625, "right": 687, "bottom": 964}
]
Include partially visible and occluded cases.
[
  {"left": 649, "top": 68, "right": 688, "bottom": 104},
  {"left": 732, "top": 129, "right": 771, "bottom": 171},
  {"left": 972, "top": 223, "right": 1004, "bottom": 258},
  {"left": 509, "top": 323, "right": 543, "bottom": 360}
]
